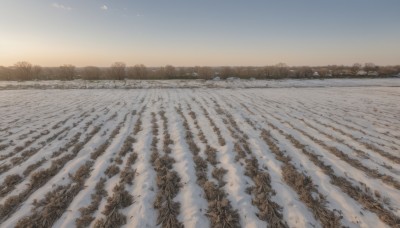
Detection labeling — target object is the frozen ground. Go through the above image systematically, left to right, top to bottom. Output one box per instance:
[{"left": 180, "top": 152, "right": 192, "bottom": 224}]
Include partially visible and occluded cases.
[
  {"left": 0, "top": 77, "right": 399, "bottom": 89},
  {"left": 0, "top": 84, "right": 399, "bottom": 227}
]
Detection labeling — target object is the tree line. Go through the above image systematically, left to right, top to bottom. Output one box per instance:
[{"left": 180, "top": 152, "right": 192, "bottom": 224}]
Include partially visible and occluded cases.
[{"left": 0, "top": 61, "right": 399, "bottom": 81}]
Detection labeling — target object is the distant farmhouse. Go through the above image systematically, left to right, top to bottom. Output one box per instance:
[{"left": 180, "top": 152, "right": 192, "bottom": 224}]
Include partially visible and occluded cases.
[
  {"left": 356, "top": 70, "right": 367, "bottom": 76},
  {"left": 357, "top": 70, "right": 379, "bottom": 76}
]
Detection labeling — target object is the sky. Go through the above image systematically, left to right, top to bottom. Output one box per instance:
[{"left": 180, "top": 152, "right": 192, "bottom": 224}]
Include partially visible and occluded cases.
[{"left": 1, "top": 0, "right": 400, "bottom": 67}]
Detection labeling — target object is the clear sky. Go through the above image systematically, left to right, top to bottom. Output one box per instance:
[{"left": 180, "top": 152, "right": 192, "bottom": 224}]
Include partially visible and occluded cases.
[{"left": 1, "top": 0, "right": 400, "bottom": 67}]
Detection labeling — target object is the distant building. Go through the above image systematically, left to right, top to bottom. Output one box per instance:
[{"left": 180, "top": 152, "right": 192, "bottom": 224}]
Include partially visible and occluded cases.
[
  {"left": 340, "top": 69, "right": 352, "bottom": 76},
  {"left": 356, "top": 70, "right": 368, "bottom": 76},
  {"left": 313, "top": 71, "right": 320, "bottom": 77},
  {"left": 367, "top": 71, "right": 379, "bottom": 76},
  {"left": 185, "top": 72, "right": 199, "bottom": 77}
]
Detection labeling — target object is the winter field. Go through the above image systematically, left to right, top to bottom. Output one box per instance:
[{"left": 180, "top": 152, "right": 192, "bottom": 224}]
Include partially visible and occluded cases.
[
  {"left": 0, "top": 77, "right": 400, "bottom": 90},
  {"left": 0, "top": 81, "right": 400, "bottom": 227}
]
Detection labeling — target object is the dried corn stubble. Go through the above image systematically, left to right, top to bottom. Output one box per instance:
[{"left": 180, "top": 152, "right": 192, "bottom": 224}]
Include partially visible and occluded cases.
[
  {"left": 214, "top": 104, "right": 288, "bottom": 227},
  {"left": 180, "top": 105, "right": 242, "bottom": 228},
  {"left": 153, "top": 111, "right": 186, "bottom": 227},
  {"left": 0, "top": 125, "right": 102, "bottom": 221},
  {"left": 261, "top": 129, "right": 342, "bottom": 227},
  {"left": 23, "top": 158, "right": 47, "bottom": 176},
  {"left": 15, "top": 161, "right": 93, "bottom": 228},
  {"left": 104, "top": 164, "right": 120, "bottom": 178},
  {"left": 119, "top": 166, "right": 136, "bottom": 185},
  {"left": 0, "top": 174, "right": 23, "bottom": 197},
  {"left": 76, "top": 178, "right": 107, "bottom": 228},
  {"left": 203, "top": 181, "right": 240, "bottom": 228},
  {"left": 94, "top": 184, "right": 133, "bottom": 228},
  {"left": 156, "top": 199, "right": 183, "bottom": 228}
]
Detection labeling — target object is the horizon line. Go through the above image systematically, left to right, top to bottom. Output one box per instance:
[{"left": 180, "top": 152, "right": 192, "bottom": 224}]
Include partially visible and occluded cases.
[{"left": 2, "top": 63, "right": 400, "bottom": 68}]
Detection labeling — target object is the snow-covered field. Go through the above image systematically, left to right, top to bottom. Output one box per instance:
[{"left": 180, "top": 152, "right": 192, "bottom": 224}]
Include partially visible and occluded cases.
[
  {"left": 0, "top": 77, "right": 399, "bottom": 90},
  {"left": 0, "top": 85, "right": 399, "bottom": 227}
]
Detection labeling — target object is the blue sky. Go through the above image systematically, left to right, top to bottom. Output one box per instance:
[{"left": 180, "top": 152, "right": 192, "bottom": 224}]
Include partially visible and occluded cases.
[{"left": 1, "top": 0, "right": 399, "bottom": 66}]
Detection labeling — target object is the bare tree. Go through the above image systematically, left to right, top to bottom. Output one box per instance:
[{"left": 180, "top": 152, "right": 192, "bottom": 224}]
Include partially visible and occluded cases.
[
  {"left": 14, "top": 61, "right": 33, "bottom": 80},
  {"left": 110, "top": 62, "right": 126, "bottom": 80},
  {"left": 364, "top": 62, "right": 376, "bottom": 72},
  {"left": 275, "top": 63, "right": 289, "bottom": 78},
  {"left": 351, "top": 63, "right": 362, "bottom": 75},
  {"left": 127, "top": 64, "right": 147, "bottom": 79},
  {"left": 32, "top": 65, "right": 42, "bottom": 80},
  {"left": 58, "top": 65, "right": 76, "bottom": 80},
  {"left": 164, "top": 65, "right": 176, "bottom": 79},
  {"left": 0, "top": 66, "right": 12, "bottom": 80},
  {"left": 82, "top": 66, "right": 101, "bottom": 80},
  {"left": 198, "top": 66, "right": 213, "bottom": 80},
  {"left": 220, "top": 66, "right": 232, "bottom": 79},
  {"left": 236, "top": 66, "right": 253, "bottom": 79},
  {"left": 261, "top": 66, "right": 273, "bottom": 78},
  {"left": 297, "top": 66, "right": 313, "bottom": 78},
  {"left": 41, "top": 67, "right": 55, "bottom": 80},
  {"left": 152, "top": 67, "right": 166, "bottom": 79},
  {"left": 178, "top": 67, "right": 188, "bottom": 78}
]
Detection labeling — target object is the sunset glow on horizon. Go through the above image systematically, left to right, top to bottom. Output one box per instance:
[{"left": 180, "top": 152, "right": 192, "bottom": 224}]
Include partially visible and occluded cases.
[{"left": 1, "top": 0, "right": 400, "bottom": 67}]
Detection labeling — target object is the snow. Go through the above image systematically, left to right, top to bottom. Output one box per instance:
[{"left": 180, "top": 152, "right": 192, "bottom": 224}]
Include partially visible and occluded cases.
[
  {"left": 0, "top": 78, "right": 399, "bottom": 90},
  {"left": 0, "top": 80, "right": 399, "bottom": 227}
]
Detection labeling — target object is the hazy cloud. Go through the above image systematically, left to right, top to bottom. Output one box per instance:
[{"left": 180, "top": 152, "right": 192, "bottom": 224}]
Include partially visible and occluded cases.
[
  {"left": 52, "top": 3, "right": 72, "bottom": 10},
  {"left": 101, "top": 5, "right": 108, "bottom": 10}
]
